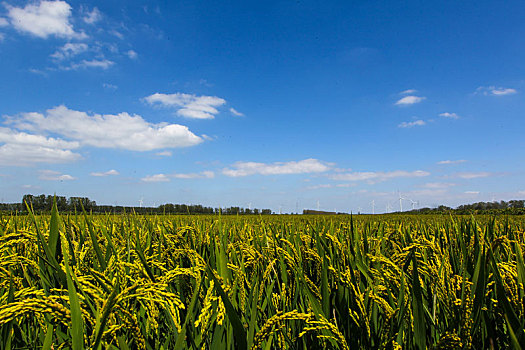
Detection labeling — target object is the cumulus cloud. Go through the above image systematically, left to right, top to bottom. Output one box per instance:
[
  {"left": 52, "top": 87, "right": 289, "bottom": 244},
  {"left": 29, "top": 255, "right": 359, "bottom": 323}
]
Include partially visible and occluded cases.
[
  {"left": 5, "top": 1, "right": 87, "bottom": 39},
  {"left": 0, "top": 17, "right": 8, "bottom": 26},
  {"left": 50, "top": 42, "right": 89, "bottom": 60},
  {"left": 475, "top": 86, "right": 517, "bottom": 96},
  {"left": 400, "top": 89, "right": 417, "bottom": 94},
  {"left": 144, "top": 93, "right": 227, "bottom": 119},
  {"left": 395, "top": 95, "right": 425, "bottom": 106},
  {"left": 7, "top": 105, "right": 203, "bottom": 151},
  {"left": 229, "top": 108, "right": 244, "bottom": 117},
  {"left": 439, "top": 112, "right": 460, "bottom": 119},
  {"left": 398, "top": 120, "right": 425, "bottom": 128},
  {"left": 0, "top": 127, "right": 81, "bottom": 166},
  {"left": 223, "top": 158, "right": 332, "bottom": 177},
  {"left": 437, "top": 159, "right": 466, "bottom": 165},
  {"left": 39, "top": 169, "right": 75, "bottom": 181},
  {"left": 90, "top": 169, "right": 119, "bottom": 177},
  {"left": 330, "top": 170, "right": 430, "bottom": 183}
]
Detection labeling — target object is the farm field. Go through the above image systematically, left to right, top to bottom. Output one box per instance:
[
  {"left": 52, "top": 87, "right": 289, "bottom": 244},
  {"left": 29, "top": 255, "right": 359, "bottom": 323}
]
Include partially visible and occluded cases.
[{"left": 0, "top": 207, "right": 524, "bottom": 349}]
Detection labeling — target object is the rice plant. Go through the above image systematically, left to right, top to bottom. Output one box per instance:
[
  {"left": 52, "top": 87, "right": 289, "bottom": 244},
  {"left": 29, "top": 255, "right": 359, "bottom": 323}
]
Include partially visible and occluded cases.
[{"left": 0, "top": 201, "right": 523, "bottom": 349}]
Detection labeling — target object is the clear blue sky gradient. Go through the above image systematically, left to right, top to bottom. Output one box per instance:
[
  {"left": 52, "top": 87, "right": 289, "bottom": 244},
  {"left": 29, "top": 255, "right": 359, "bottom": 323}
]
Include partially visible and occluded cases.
[{"left": 0, "top": 0, "right": 524, "bottom": 212}]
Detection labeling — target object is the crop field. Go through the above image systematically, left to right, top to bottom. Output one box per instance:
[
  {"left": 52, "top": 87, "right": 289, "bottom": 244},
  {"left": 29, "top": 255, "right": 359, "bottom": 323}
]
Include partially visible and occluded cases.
[{"left": 0, "top": 205, "right": 524, "bottom": 349}]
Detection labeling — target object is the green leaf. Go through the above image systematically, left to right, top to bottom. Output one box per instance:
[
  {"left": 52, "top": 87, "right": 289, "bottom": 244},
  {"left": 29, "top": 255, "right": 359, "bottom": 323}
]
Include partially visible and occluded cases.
[
  {"left": 49, "top": 196, "right": 61, "bottom": 261},
  {"left": 81, "top": 204, "right": 106, "bottom": 271},
  {"left": 61, "top": 230, "right": 85, "bottom": 350},
  {"left": 489, "top": 248, "right": 525, "bottom": 348},
  {"left": 411, "top": 250, "right": 426, "bottom": 350},
  {"left": 207, "top": 264, "right": 247, "bottom": 350},
  {"left": 175, "top": 274, "right": 203, "bottom": 349},
  {"left": 92, "top": 282, "right": 120, "bottom": 350},
  {"left": 42, "top": 324, "right": 54, "bottom": 350}
]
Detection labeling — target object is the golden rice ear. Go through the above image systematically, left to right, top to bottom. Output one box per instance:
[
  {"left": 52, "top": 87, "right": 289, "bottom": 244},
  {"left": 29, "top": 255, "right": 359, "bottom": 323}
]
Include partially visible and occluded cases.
[{"left": 0, "top": 211, "right": 524, "bottom": 349}]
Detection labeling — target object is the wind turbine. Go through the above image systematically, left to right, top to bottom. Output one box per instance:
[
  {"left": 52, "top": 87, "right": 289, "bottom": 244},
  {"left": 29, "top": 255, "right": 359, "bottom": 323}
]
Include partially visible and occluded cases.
[
  {"left": 398, "top": 191, "right": 405, "bottom": 212},
  {"left": 138, "top": 197, "right": 144, "bottom": 208},
  {"left": 408, "top": 199, "right": 419, "bottom": 210},
  {"left": 317, "top": 200, "right": 320, "bottom": 211},
  {"left": 371, "top": 200, "right": 375, "bottom": 215},
  {"left": 386, "top": 202, "right": 393, "bottom": 213}
]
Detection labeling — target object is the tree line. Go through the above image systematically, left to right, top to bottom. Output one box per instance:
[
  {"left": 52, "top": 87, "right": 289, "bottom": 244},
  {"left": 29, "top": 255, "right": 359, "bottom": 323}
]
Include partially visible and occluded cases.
[
  {"left": 0, "top": 194, "right": 273, "bottom": 215},
  {"left": 405, "top": 200, "right": 525, "bottom": 215}
]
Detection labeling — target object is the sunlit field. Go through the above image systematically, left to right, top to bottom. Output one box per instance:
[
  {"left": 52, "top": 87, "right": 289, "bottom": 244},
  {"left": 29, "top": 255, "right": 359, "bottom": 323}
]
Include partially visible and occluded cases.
[{"left": 1, "top": 206, "right": 524, "bottom": 349}]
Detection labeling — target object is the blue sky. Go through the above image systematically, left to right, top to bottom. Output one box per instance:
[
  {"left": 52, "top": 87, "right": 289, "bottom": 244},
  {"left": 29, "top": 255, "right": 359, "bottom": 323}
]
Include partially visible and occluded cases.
[{"left": 0, "top": 0, "right": 524, "bottom": 213}]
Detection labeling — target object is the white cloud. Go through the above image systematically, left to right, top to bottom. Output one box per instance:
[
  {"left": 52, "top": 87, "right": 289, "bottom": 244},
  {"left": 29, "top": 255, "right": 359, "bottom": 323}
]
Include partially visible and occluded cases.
[
  {"left": 6, "top": 1, "right": 87, "bottom": 39},
  {"left": 82, "top": 7, "right": 101, "bottom": 24},
  {"left": 0, "top": 17, "right": 8, "bottom": 26},
  {"left": 109, "top": 30, "right": 123, "bottom": 39},
  {"left": 50, "top": 43, "right": 88, "bottom": 60},
  {"left": 126, "top": 50, "right": 138, "bottom": 59},
  {"left": 68, "top": 59, "right": 114, "bottom": 70},
  {"left": 103, "top": 83, "right": 118, "bottom": 90},
  {"left": 476, "top": 86, "right": 518, "bottom": 96},
  {"left": 491, "top": 88, "right": 517, "bottom": 96},
  {"left": 400, "top": 89, "right": 417, "bottom": 94},
  {"left": 144, "top": 93, "right": 227, "bottom": 119},
  {"left": 395, "top": 95, "right": 425, "bottom": 106},
  {"left": 7, "top": 105, "right": 204, "bottom": 151},
  {"left": 230, "top": 108, "right": 244, "bottom": 117},
  {"left": 439, "top": 112, "right": 460, "bottom": 119},
  {"left": 398, "top": 120, "right": 425, "bottom": 128},
  {"left": 0, "top": 127, "right": 81, "bottom": 166},
  {"left": 0, "top": 143, "right": 80, "bottom": 166},
  {"left": 156, "top": 151, "right": 172, "bottom": 157},
  {"left": 223, "top": 159, "right": 332, "bottom": 177},
  {"left": 437, "top": 159, "right": 466, "bottom": 165},
  {"left": 39, "top": 169, "right": 75, "bottom": 181},
  {"left": 90, "top": 169, "right": 119, "bottom": 177},
  {"left": 141, "top": 170, "right": 215, "bottom": 182},
  {"left": 331, "top": 170, "right": 430, "bottom": 183},
  {"left": 173, "top": 171, "right": 215, "bottom": 179},
  {"left": 454, "top": 172, "right": 492, "bottom": 179},
  {"left": 141, "top": 174, "right": 170, "bottom": 182},
  {"left": 421, "top": 182, "right": 456, "bottom": 189},
  {"left": 306, "top": 183, "right": 356, "bottom": 190},
  {"left": 336, "top": 183, "right": 356, "bottom": 188},
  {"left": 306, "top": 184, "right": 333, "bottom": 190},
  {"left": 464, "top": 191, "right": 480, "bottom": 194}
]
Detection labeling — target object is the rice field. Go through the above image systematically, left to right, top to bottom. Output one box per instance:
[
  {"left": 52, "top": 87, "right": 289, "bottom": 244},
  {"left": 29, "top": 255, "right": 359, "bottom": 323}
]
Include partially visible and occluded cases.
[{"left": 0, "top": 203, "right": 524, "bottom": 349}]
